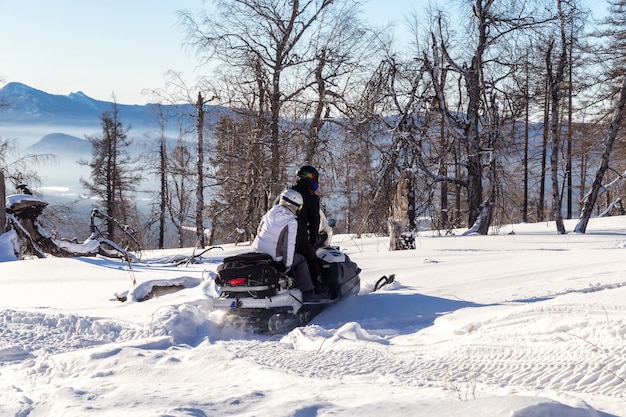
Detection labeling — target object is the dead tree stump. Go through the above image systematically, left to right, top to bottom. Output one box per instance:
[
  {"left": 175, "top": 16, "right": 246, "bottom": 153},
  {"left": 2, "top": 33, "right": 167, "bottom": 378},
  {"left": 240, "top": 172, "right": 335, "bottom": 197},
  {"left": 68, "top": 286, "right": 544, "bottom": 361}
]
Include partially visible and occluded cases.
[{"left": 389, "top": 168, "right": 416, "bottom": 250}]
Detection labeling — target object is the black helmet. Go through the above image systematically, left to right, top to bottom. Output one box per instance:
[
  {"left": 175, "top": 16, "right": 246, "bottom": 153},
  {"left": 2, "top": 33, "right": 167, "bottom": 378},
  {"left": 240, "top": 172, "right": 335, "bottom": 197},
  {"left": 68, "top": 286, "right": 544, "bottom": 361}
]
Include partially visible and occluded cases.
[
  {"left": 296, "top": 165, "right": 319, "bottom": 180},
  {"left": 296, "top": 165, "right": 319, "bottom": 191}
]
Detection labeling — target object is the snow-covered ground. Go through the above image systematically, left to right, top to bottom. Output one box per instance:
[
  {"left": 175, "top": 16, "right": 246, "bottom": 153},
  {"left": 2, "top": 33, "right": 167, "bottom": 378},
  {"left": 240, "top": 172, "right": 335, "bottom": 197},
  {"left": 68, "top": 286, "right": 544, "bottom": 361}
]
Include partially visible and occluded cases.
[{"left": 1, "top": 217, "right": 626, "bottom": 416}]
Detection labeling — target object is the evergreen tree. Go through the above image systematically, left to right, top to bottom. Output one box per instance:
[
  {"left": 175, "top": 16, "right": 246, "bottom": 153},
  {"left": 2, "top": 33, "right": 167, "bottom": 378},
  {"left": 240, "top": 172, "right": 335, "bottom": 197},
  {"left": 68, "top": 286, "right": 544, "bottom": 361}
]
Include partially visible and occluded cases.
[{"left": 80, "top": 102, "right": 142, "bottom": 242}]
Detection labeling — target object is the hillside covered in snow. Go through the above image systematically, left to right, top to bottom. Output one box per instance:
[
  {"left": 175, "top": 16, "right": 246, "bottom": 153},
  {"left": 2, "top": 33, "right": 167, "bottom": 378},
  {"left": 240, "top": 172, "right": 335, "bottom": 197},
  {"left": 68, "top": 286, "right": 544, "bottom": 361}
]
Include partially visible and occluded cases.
[{"left": 1, "top": 216, "right": 626, "bottom": 416}]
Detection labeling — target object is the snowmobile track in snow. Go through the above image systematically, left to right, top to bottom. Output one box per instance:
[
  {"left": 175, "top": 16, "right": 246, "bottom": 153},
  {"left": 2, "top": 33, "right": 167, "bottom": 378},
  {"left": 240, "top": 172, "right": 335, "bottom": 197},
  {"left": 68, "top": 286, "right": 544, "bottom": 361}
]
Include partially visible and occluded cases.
[{"left": 219, "top": 300, "right": 626, "bottom": 401}]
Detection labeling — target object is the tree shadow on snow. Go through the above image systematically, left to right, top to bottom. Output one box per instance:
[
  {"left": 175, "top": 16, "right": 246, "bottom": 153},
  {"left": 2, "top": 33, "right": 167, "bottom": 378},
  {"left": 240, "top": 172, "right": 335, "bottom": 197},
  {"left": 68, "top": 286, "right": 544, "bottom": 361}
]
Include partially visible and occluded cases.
[
  {"left": 72, "top": 256, "right": 132, "bottom": 270},
  {"left": 313, "top": 291, "right": 488, "bottom": 336}
]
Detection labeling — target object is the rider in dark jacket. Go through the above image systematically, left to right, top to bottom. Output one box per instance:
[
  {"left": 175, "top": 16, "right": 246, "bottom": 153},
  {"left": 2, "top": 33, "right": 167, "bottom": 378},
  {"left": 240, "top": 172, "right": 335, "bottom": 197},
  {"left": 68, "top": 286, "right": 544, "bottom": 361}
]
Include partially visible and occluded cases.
[{"left": 291, "top": 165, "right": 323, "bottom": 289}]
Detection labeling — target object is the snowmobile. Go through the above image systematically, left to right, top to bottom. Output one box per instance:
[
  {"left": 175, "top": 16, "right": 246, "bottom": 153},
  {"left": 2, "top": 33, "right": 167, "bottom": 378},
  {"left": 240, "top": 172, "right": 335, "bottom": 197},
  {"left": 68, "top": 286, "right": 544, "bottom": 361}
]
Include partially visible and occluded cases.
[{"left": 212, "top": 215, "right": 361, "bottom": 333}]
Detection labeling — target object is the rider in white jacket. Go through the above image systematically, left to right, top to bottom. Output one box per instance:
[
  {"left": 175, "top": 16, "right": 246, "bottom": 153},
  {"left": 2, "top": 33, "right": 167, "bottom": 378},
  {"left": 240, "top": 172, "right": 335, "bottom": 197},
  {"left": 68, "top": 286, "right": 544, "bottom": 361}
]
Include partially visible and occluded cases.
[{"left": 251, "top": 189, "right": 316, "bottom": 297}]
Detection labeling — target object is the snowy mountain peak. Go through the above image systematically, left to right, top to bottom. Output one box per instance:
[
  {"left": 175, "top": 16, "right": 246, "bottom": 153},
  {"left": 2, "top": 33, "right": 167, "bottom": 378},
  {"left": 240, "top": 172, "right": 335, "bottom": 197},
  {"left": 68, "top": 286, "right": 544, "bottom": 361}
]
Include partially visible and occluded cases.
[
  {"left": 0, "top": 81, "right": 44, "bottom": 96},
  {"left": 0, "top": 81, "right": 225, "bottom": 126},
  {"left": 0, "top": 82, "right": 144, "bottom": 124},
  {"left": 0, "top": 82, "right": 52, "bottom": 107},
  {"left": 68, "top": 90, "right": 91, "bottom": 100},
  {"left": 68, "top": 90, "right": 99, "bottom": 109}
]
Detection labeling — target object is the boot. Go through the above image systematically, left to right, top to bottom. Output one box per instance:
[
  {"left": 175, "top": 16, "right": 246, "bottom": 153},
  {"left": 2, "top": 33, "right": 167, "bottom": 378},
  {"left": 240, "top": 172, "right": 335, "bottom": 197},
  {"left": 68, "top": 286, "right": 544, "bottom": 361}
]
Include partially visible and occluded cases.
[
  {"left": 313, "top": 277, "right": 330, "bottom": 298},
  {"left": 303, "top": 290, "right": 323, "bottom": 302}
]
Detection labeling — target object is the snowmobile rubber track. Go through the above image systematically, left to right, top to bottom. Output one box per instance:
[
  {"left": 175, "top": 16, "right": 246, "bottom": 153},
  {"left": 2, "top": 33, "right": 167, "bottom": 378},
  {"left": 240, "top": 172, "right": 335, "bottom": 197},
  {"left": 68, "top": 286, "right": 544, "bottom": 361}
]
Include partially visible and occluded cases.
[{"left": 222, "top": 303, "right": 330, "bottom": 334}]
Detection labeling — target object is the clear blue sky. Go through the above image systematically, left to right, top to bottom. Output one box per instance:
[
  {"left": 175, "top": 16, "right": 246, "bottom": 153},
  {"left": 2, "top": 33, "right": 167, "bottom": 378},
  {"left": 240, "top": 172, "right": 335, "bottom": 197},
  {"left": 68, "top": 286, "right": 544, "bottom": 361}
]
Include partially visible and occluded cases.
[
  {"left": 0, "top": 0, "right": 606, "bottom": 105},
  {"left": 0, "top": 0, "right": 432, "bottom": 104},
  {"left": 0, "top": 0, "right": 202, "bottom": 104}
]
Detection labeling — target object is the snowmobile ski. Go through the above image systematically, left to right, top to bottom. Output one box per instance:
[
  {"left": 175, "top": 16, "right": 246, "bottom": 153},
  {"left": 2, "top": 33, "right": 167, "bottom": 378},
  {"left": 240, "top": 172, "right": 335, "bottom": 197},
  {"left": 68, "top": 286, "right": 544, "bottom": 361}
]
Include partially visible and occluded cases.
[{"left": 373, "top": 274, "right": 395, "bottom": 292}]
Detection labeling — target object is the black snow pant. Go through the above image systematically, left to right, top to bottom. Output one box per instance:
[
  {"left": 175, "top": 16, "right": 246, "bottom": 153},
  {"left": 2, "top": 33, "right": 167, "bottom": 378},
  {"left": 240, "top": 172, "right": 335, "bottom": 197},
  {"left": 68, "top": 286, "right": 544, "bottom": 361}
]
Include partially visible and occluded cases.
[
  {"left": 296, "top": 240, "right": 321, "bottom": 282},
  {"left": 291, "top": 252, "right": 314, "bottom": 292}
]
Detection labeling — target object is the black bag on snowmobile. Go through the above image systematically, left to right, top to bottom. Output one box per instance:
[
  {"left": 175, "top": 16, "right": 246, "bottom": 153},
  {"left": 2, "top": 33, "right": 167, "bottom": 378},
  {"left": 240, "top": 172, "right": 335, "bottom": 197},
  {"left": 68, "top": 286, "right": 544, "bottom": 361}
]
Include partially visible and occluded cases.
[
  {"left": 318, "top": 248, "right": 361, "bottom": 299},
  {"left": 216, "top": 252, "right": 282, "bottom": 294}
]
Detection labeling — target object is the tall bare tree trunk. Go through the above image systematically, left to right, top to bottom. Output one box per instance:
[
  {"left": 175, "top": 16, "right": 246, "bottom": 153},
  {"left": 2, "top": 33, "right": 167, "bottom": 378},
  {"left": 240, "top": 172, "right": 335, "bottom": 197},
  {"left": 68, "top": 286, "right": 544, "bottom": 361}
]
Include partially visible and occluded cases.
[
  {"left": 547, "top": 0, "right": 569, "bottom": 234},
  {"left": 566, "top": 28, "right": 574, "bottom": 219},
  {"left": 523, "top": 62, "right": 530, "bottom": 224},
  {"left": 269, "top": 68, "right": 282, "bottom": 199},
  {"left": 575, "top": 76, "right": 626, "bottom": 233},
  {"left": 538, "top": 82, "right": 549, "bottom": 222},
  {"left": 195, "top": 92, "right": 206, "bottom": 248},
  {"left": 157, "top": 108, "right": 168, "bottom": 249},
  {"left": 438, "top": 119, "right": 448, "bottom": 229}
]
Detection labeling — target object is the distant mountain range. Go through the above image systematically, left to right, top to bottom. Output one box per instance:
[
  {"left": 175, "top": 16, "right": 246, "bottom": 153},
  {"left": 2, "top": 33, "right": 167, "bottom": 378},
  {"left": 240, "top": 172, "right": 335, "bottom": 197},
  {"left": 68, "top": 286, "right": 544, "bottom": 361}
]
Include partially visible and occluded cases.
[
  {"left": 0, "top": 82, "right": 229, "bottom": 194},
  {"left": 0, "top": 82, "right": 160, "bottom": 125},
  {"left": 0, "top": 82, "right": 228, "bottom": 146}
]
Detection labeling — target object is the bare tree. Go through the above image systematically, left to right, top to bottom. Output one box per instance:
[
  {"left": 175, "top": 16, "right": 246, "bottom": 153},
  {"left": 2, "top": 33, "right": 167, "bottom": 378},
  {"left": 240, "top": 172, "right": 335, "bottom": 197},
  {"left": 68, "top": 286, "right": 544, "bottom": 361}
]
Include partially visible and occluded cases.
[
  {"left": 179, "top": 0, "right": 362, "bottom": 201},
  {"left": 545, "top": 0, "right": 571, "bottom": 234},
  {"left": 419, "top": 1, "right": 557, "bottom": 234},
  {"left": 295, "top": 3, "right": 377, "bottom": 164},
  {"left": 423, "top": 6, "right": 489, "bottom": 232},
  {"left": 346, "top": 56, "right": 414, "bottom": 236},
  {"left": 144, "top": 72, "right": 220, "bottom": 247},
  {"left": 575, "top": 76, "right": 626, "bottom": 232},
  {"left": 194, "top": 92, "right": 208, "bottom": 247},
  {"left": 142, "top": 103, "right": 173, "bottom": 249},
  {"left": 209, "top": 111, "right": 268, "bottom": 243},
  {"left": 168, "top": 133, "right": 196, "bottom": 248}
]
